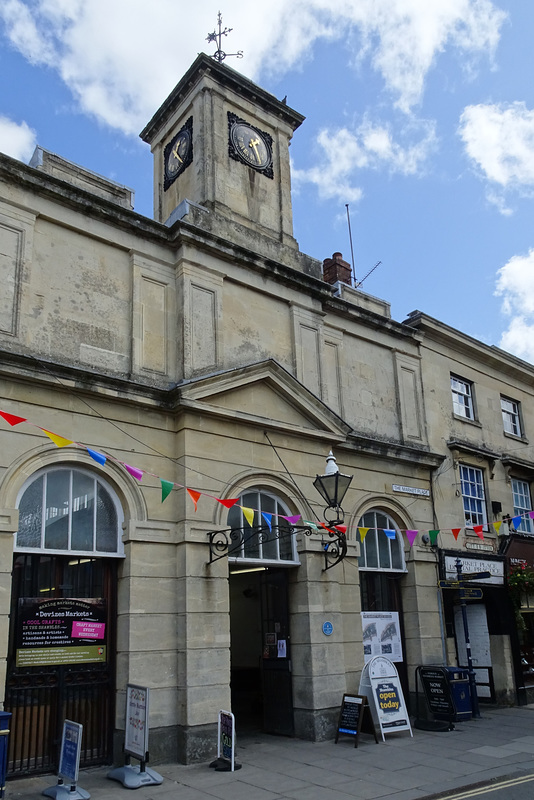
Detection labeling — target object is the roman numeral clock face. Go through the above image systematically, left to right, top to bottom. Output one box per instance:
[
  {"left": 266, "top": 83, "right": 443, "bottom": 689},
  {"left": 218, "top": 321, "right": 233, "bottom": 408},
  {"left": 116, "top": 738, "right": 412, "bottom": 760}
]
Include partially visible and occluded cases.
[
  {"left": 228, "top": 113, "right": 273, "bottom": 179},
  {"left": 163, "top": 117, "right": 193, "bottom": 190}
]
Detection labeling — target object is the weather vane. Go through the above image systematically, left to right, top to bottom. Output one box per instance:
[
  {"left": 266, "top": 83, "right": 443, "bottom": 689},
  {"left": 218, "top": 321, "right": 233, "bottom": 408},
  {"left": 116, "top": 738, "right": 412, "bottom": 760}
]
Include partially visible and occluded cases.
[{"left": 206, "top": 12, "right": 243, "bottom": 63}]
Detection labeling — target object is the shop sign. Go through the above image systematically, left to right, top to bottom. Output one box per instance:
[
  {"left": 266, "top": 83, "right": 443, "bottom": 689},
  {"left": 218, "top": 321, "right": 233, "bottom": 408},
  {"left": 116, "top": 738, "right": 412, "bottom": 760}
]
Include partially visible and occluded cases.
[
  {"left": 444, "top": 556, "right": 503, "bottom": 585},
  {"left": 16, "top": 598, "right": 106, "bottom": 667},
  {"left": 361, "top": 611, "right": 403, "bottom": 663},
  {"left": 359, "top": 656, "right": 412, "bottom": 741},
  {"left": 125, "top": 684, "right": 150, "bottom": 760}
]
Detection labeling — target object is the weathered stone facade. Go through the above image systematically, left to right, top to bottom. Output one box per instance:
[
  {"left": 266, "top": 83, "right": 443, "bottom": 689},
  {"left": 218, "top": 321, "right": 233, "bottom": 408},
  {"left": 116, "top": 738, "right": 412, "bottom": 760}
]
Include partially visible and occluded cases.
[{"left": 0, "top": 54, "right": 529, "bottom": 771}]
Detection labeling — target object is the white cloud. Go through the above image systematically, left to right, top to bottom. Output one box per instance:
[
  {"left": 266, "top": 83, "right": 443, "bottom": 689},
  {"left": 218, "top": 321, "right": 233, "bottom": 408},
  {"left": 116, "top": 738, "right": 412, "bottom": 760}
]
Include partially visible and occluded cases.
[
  {"left": 0, "top": 0, "right": 506, "bottom": 134},
  {"left": 459, "top": 102, "right": 534, "bottom": 212},
  {"left": 0, "top": 116, "right": 36, "bottom": 161},
  {"left": 293, "top": 118, "right": 437, "bottom": 203},
  {"left": 495, "top": 248, "right": 534, "bottom": 363}
]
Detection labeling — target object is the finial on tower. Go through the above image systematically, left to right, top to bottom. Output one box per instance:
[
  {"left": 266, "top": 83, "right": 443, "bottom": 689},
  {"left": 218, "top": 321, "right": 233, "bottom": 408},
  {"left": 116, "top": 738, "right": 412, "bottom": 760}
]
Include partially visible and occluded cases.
[{"left": 206, "top": 11, "right": 243, "bottom": 63}]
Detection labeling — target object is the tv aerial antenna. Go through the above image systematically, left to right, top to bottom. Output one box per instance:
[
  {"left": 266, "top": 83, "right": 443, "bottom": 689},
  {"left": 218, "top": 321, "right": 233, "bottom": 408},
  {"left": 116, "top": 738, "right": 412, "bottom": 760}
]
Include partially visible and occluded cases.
[
  {"left": 206, "top": 12, "right": 243, "bottom": 63},
  {"left": 345, "top": 204, "right": 381, "bottom": 289},
  {"left": 355, "top": 261, "right": 381, "bottom": 289}
]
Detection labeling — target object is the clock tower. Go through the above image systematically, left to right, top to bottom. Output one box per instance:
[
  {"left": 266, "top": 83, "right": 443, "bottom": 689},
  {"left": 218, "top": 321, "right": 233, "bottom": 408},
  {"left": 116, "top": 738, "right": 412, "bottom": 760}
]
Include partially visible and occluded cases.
[{"left": 140, "top": 53, "right": 304, "bottom": 254}]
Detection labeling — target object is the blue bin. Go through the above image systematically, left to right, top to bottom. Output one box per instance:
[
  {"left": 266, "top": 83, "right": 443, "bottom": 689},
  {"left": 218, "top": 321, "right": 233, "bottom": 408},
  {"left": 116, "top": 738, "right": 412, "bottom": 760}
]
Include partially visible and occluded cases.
[
  {"left": 443, "top": 667, "right": 472, "bottom": 721},
  {"left": 0, "top": 711, "right": 11, "bottom": 798}
]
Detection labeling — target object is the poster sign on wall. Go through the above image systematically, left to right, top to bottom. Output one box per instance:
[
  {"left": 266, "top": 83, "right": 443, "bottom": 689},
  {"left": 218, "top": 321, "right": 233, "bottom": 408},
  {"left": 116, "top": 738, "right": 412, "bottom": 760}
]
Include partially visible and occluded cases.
[
  {"left": 16, "top": 598, "right": 106, "bottom": 668},
  {"left": 361, "top": 611, "right": 403, "bottom": 664},
  {"left": 359, "top": 656, "right": 413, "bottom": 741}
]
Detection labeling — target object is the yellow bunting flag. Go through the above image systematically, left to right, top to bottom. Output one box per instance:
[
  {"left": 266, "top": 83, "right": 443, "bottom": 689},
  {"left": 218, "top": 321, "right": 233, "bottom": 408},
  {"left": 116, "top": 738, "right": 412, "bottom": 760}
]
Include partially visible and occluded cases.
[
  {"left": 41, "top": 429, "right": 74, "bottom": 448},
  {"left": 187, "top": 489, "right": 202, "bottom": 512},
  {"left": 241, "top": 506, "right": 255, "bottom": 527},
  {"left": 493, "top": 520, "right": 502, "bottom": 535},
  {"left": 358, "top": 527, "right": 369, "bottom": 541}
]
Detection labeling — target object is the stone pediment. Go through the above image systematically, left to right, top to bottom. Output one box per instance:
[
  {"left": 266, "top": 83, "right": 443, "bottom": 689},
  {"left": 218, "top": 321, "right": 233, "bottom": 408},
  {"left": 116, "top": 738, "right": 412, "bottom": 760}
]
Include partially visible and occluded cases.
[{"left": 178, "top": 360, "right": 350, "bottom": 440}]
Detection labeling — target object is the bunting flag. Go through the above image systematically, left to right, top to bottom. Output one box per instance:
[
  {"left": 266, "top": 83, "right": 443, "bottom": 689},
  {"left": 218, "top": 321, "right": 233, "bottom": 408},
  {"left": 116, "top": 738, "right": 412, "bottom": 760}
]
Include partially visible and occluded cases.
[
  {"left": 5, "top": 406, "right": 534, "bottom": 545},
  {"left": 0, "top": 410, "right": 27, "bottom": 426},
  {"left": 41, "top": 429, "right": 74, "bottom": 448},
  {"left": 87, "top": 448, "right": 106, "bottom": 466},
  {"left": 124, "top": 464, "right": 143, "bottom": 481},
  {"left": 161, "top": 479, "right": 174, "bottom": 503},
  {"left": 187, "top": 489, "right": 202, "bottom": 511},
  {"left": 217, "top": 498, "right": 240, "bottom": 509},
  {"left": 241, "top": 506, "right": 255, "bottom": 527},
  {"left": 261, "top": 512, "right": 273, "bottom": 531},
  {"left": 406, "top": 530, "right": 418, "bottom": 547}
]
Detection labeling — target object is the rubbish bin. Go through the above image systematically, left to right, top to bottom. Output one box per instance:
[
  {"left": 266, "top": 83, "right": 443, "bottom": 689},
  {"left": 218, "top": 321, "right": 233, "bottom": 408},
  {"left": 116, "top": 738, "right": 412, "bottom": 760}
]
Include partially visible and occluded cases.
[
  {"left": 441, "top": 667, "right": 471, "bottom": 722},
  {"left": 0, "top": 711, "right": 12, "bottom": 798}
]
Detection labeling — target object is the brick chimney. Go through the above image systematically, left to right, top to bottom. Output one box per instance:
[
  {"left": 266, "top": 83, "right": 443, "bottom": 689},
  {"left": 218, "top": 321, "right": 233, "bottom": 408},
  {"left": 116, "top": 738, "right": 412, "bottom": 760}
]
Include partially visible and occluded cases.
[{"left": 322, "top": 252, "right": 352, "bottom": 286}]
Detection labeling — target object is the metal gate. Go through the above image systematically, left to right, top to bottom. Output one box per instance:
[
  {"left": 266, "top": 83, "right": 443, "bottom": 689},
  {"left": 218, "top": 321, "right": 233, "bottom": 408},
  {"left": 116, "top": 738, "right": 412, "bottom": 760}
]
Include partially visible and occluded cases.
[{"left": 5, "top": 555, "right": 116, "bottom": 776}]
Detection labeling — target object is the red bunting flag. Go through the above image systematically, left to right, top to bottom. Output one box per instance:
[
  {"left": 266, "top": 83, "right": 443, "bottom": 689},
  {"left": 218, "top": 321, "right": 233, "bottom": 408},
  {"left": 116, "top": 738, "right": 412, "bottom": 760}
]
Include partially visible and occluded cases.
[
  {"left": 0, "top": 410, "right": 27, "bottom": 426},
  {"left": 187, "top": 489, "right": 202, "bottom": 511},
  {"left": 217, "top": 498, "right": 240, "bottom": 509},
  {"left": 334, "top": 525, "right": 347, "bottom": 535},
  {"left": 473, "top": 525, "right": 484, "bottom": 539},
  {"left": 451, "top": 528, "right": 461, "bottom": 540}
]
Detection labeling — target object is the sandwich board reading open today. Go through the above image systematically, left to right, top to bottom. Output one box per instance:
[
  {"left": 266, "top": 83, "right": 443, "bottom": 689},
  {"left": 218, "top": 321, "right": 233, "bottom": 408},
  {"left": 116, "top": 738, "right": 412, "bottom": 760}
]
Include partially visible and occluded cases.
[{"left": 359, "top": 656, "right": 413, "bottom": 742}]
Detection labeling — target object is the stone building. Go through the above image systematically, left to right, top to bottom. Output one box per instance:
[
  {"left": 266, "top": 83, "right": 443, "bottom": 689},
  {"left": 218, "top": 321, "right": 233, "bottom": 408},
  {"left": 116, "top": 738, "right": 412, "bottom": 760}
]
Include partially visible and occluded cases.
[{"left": 0, "top": 53, "right": 526, "bottom": 775}]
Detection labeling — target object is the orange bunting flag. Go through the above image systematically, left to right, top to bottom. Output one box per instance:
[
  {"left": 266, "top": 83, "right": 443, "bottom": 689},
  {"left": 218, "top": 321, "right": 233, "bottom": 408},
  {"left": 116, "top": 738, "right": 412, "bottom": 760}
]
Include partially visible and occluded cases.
[
  {"left": 0, "top": 410, "right": 27, "bottom": 426},
  {"left": 41, "top": 429, "right": 74, "bottom": 448},
  {"left": 187, "top": 489, "right": 202, "bottom": 512},
  {"left": 217, "top": 498, "right": 240, "bottom": 509},
  {"left": 241, "top": 506, "right": 255, "bottom": 527},
  {"left": 493, "top": 520, "right": 502, "bottom": 535},
  {"left": 320, "top": 522, "right": 336, "bottom": 534},
  {"left": 473, "top": 525, "right": 484, "bottom": 539},
  {"left": 358, "top": 527, "right": 369, "bottom": 541},
  {"left": 451, "top": 528, "right": 461, "bottom": 540}
]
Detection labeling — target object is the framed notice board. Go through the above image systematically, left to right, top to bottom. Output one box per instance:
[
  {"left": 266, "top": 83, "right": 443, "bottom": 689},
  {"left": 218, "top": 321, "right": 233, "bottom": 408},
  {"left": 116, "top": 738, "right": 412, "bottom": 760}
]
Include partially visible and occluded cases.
[{"left": 335, "top": 694, "right": 378, "bottom": 747}]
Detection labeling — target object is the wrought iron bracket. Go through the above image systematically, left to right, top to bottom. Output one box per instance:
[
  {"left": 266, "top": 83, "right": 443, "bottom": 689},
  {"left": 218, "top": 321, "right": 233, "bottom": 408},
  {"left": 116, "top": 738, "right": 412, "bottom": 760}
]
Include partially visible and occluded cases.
[{"left": 208, "top": 524, "right": 347, "bottom": 571}]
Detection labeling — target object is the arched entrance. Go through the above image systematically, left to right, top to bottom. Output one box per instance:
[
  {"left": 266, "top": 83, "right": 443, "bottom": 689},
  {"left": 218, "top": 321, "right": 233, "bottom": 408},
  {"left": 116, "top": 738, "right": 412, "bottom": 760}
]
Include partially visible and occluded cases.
[
  {"left": 5, "top": 466, "right": 123, "bottom": 776},
  {"left": 227, "top": 489, "right": 299, "bottom": 736}
]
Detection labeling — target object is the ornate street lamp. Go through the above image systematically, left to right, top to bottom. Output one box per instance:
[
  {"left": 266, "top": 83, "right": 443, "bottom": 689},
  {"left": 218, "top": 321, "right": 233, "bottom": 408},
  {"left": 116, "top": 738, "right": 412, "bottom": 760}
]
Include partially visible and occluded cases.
[{"left": 313, "top": 450, "right": 353, "bottom": 527}]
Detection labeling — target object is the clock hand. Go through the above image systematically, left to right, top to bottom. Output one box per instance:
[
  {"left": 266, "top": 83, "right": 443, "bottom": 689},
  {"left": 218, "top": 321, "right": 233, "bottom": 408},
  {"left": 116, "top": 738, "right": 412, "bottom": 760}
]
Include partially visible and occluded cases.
[
  {"left": 249, "top": 137, "right": 261, "bottom": 163},
  {"left": 172, "top": 144, "right": 183, "bottom": 163}
]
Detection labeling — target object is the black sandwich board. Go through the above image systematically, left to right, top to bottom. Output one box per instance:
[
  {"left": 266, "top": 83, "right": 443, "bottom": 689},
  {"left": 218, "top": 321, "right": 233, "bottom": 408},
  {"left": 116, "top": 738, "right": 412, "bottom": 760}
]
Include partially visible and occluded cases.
[
  {"left": 418, "top": 667, "right": 454, "bottom": 723},
  {"left": 335, "top": 694, "right": 378, "bottom": 747}
]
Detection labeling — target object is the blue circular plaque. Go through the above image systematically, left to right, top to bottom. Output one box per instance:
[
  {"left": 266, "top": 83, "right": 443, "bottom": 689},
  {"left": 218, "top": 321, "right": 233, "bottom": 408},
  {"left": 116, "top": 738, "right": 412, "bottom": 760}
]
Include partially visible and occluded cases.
[{"left": 322, "top": 621, "right": 333, "bottom": 636}]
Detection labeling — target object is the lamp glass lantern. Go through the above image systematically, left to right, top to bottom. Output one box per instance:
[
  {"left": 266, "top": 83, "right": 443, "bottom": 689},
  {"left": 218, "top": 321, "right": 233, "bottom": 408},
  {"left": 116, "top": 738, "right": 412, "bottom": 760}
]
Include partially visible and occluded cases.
[{"left": 313, "top": 451, "right": 353, "bottom": 525}]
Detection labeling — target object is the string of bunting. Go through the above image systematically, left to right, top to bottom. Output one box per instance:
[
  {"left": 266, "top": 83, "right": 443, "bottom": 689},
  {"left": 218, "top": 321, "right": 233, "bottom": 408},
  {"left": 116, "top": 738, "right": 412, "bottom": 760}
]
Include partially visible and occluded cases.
[{"left": 1, "top": 408, "right": 532, "bottom": 545}]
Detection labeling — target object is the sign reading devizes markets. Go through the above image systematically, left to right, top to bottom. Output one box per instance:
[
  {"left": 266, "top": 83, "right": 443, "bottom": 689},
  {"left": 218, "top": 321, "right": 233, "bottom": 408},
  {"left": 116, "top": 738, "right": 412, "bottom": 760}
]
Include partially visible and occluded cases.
[
  {"left": 16, "top": 597, "right": 106, "bottom": 667},
  {"left": 335, "top": 694, "right": 378, "bottom": 747}
]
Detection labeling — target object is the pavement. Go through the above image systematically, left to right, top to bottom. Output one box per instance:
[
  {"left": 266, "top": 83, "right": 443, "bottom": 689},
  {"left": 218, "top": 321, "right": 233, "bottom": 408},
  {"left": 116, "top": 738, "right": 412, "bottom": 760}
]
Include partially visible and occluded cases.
[{"left": 6, "top": 706, "right": 534, "bottom": 800}]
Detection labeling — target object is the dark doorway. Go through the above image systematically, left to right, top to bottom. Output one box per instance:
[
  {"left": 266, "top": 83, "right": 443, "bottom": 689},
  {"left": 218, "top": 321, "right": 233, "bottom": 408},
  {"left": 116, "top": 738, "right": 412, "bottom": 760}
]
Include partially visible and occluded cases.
[
  {"left": 4, "top": 554, "right": 116, "bottom": 776},
  {"left": 229, "top": 568, "right": 294, "bottom": 736}
]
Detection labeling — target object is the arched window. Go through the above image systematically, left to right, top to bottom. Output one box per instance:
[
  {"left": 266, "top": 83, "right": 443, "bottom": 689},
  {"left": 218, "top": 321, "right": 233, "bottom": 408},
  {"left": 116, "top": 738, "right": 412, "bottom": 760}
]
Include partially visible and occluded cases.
[
  {"left": 16, "top": 467, "right": 123, "bottom": 556},
  {"left": 227, "top": 489, "right": 299, "bottom": 565},
  {"left": 358, "top": 509, "right": 406, "bottom": 571}
]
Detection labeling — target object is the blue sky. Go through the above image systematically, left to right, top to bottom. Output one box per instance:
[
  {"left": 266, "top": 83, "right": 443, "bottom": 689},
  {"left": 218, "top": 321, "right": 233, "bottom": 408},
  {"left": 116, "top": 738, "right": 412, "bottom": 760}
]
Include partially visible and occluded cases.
[{"left": 1, "top": 1, "right": 534, "bottom": 362}]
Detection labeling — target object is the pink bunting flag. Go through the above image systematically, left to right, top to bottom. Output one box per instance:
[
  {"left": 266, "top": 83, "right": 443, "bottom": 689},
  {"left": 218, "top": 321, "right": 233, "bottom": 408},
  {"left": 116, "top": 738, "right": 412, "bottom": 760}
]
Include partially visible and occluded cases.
[
  {"left": 0, "top": 410, "right": 27, "bottom": 426},
  {"left": 124, "top": 464, "right": 143, "bottom": 481},
  {"left": 187, "top": 489, "right": 202, "bottom": 512},
  {"left": 217, "top": 498, "right": 240, "bottom": 509},
  {"left": 282, "top": 515, "right": 301, "bottom": 525},
  {"left": 472, "top": 525, "right": 484, "bottom": 539},
  {"left": 406, "top": 530, "right": 418, "bottom": 547}
]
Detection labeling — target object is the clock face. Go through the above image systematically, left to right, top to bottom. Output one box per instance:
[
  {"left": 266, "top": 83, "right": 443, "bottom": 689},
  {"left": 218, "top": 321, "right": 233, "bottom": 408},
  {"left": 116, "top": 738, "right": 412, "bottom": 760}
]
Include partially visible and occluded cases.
[
  {"left": 228, "top": 113, "right": 273, "bottom": 178},
  {"left": 164, "top": 118, "right": 193, "bottom": 190}
]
